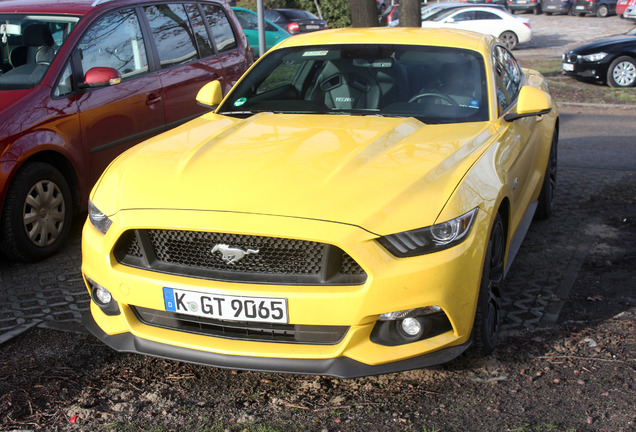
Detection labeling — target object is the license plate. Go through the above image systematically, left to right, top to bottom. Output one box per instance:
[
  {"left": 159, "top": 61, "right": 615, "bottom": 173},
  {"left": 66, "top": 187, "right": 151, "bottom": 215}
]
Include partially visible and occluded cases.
[
  {"left": 547, "top": 5, "right": 557, "bottom": 8},
  {"left": 576, "top": 5, "right": 585, "bottom": 9},
  {"left": 305, "top": 25, "right": 320, "bottom": 29},
  {"left": 562, "top": 63, "right": 574, "bottom": 71},
  {"left": 163, "top": 287, "right": 288, "bottom": 323}
]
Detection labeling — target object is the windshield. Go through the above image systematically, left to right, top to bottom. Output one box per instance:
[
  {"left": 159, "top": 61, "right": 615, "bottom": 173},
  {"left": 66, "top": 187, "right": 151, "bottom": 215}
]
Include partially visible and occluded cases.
[
  {"left": 0, "top": 14, "right": 79, "bottom": 90},
  {"left": 217, "top": 44, "right": 488, "bottom": 125}
]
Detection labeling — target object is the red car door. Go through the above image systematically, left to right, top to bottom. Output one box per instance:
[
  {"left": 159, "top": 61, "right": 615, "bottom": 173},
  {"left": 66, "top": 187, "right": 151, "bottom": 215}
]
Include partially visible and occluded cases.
[{"left": 74, "top": 7, "right": 166, "bottom": 187}]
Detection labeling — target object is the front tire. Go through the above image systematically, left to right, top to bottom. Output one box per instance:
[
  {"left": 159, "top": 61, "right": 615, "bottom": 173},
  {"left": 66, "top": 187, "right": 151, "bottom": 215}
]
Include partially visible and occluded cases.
[
  {"left": 596, "top": 4, "right": 609, "bottom": 16},
  {"left": 499, "top": 31, "right": 518, "bottom": 50},
  {"left": 607, "top": 56, "right": 636, "bottom": 88},
  {"left": 535, "top": 129, "right": 558, "bottom": 220},
  {"left": 0, "top": 162, "right": 73, "bottom": 262},
  {"left": 470, "top": 214, "right": 505, "bottom": 356}
]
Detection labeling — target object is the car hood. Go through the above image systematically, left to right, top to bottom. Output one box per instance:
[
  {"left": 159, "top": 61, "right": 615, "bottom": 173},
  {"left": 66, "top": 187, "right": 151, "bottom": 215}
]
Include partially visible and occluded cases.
[
  {"left": 568, "top": 35, "right": 636, "bottom": 55},
  {"left": 0, "top": 89, "right": 32, "bottom": 117},
  {"left": 93, "top": 113, "right": 494, "bottom": 235}
]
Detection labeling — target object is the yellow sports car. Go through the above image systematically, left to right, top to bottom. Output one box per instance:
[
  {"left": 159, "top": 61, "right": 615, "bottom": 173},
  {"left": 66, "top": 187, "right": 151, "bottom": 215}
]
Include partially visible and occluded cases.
[{"left": 82, "top": 27, "right": 558, "bottom": 378}]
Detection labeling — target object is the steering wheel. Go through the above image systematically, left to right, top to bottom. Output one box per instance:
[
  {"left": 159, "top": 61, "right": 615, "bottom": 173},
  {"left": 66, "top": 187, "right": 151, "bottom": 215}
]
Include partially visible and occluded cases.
[{"left": 408, "top": 93, "right": 458, "bottom": 106}]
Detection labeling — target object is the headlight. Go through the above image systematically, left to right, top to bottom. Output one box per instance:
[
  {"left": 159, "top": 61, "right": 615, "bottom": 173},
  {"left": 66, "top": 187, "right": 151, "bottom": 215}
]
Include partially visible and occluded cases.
[
  {"left": 581, "top": 52, "right": 608, "bottom": 62},
  {"left": 88, "top": 201, "right": 112, "bottom": 234},
  {"left": 377, "top": 208, "right": 478, "bottom": 257}
]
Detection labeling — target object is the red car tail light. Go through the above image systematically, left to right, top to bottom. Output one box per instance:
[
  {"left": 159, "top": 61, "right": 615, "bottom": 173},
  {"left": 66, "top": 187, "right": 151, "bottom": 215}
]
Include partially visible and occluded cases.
[{"left": 288, "top": 22, "right": 300, "bottom": 32}]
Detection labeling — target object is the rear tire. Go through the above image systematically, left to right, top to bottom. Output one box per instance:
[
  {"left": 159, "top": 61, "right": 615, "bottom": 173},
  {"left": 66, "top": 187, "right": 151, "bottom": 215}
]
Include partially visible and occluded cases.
[
  {"left": 596, "top": 4, "right": 609, "bottom": 16},
  {"left": 499, "top": 31, "right": 518, "bottom": 50},
  {"left": 535, "top": 129, "right": 558, "bottom": 220},
  {"left": 0, "top": 162, "right": 73, "bottom": 262},
  {"left": 470, "top": 214, "right": 505, "bottom": 356}
]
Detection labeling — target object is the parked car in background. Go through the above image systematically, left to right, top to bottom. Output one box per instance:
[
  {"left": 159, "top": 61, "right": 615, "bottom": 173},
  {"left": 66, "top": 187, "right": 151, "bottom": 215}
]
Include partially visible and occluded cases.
[
  {"left": 0, "top": 0, "right": 252, "bottom": 261},
  {"left": 377, "top": 0, "right": 391, "bottom": 13},
  {"left": 464, "top": 0, "right": 507, "bottom": 5},
  {"left": 507, "top": 0, "right": 543, "bottom": 15},
  {"left": 543, "top": 0, "right": 574, "bottom": 14},
  {"left": 572, "top": 0, "right": 617, "bottom": 16},
  {"left": 617, "top": 0, "right": 636, "bottom": 16},
  {"left": 379, "top": 3, "right": 400, "bottom": 26},
  {"left": 381, "top": 3, "right": 507, "bottom": 27},
  {"left": 625, "top": 3, "right": 636, "bottom": 17},
  {"left": 421, "top": 6, "right": 532, "bottom": 49},
  {"left": 232, "top": 7, "right": 290, "bottom": 56},
  {"left": 263, "top": 9, "right": 327, "bottom": 35},
  {"left": 82, "top": 27, "right": 558, "bottom": 378},
  {"left": 562, "top": 27, "right": 636, "bottom": 87}
]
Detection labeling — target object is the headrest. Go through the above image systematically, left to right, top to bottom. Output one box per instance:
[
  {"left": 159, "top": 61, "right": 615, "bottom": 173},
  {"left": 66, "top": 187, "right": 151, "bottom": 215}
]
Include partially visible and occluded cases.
[{"left": 23, "top": 24, "right": 54, "bottom": 47}]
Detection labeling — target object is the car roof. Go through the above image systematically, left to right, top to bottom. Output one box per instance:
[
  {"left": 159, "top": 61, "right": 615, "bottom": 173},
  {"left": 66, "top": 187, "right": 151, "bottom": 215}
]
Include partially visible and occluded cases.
[
  {"left": 0, "top": 0, "right": 220, "bottom": 16},
  {"left": 275, "top": 27, "right": 491, "bottom": 52}
]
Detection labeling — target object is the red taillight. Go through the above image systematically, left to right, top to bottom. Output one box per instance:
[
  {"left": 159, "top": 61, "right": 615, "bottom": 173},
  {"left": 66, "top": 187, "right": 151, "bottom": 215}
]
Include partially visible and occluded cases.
[
  {"left": 288, "top": 22, "right": 300, "bottom": 32},
  {"left": 324, "top": 22, "right": 328, "bottom": 29},
  {"left": 524, "top": 22, "right": 531, "bottom": 28}
]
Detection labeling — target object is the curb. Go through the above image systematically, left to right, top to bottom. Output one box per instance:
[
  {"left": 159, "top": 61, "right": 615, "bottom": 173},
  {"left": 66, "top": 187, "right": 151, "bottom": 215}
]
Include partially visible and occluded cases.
[{"left": 557, "top": 101, "right": 636, "bottom": 109}]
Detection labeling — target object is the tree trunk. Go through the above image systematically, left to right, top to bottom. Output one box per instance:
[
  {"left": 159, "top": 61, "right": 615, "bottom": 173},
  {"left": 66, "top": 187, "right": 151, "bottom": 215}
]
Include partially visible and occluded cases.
[
  {"left": 350, "top": 0, "right": 378, "bottom": 27},
  {"left": 399, "top": 0, "right": 421, "bottom": 27}
]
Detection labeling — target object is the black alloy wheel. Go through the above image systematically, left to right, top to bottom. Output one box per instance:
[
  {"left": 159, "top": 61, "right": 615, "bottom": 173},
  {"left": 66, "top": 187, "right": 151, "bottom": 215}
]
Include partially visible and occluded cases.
[
  {"left": 535, "top": 129, "right": 558, "bottom": 220},
  {"left": 470, "top": 213, "right": 505, "bottom": 356}
]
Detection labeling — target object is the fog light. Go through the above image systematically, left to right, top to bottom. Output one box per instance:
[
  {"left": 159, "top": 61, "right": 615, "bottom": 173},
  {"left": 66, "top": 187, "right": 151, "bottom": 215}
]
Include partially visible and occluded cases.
[
  {"left": 85, "top": 275, "right": 120, "bottom": 316},
  {"left": 94, "top": 286, "right": 112, "bottom": 305},
  {"left": 400, "top": 317, "right": 423, "bottom": 337}
]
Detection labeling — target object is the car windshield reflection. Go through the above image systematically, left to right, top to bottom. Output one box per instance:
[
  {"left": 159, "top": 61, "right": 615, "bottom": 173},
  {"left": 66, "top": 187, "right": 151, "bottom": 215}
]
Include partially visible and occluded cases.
[{"left": 217, "top": 44, "right": 488, "bottom": 124}]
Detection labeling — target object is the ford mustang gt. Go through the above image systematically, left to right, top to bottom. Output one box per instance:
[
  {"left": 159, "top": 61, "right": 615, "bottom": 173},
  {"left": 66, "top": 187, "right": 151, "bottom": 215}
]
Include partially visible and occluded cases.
[{"left": 82, "top": 28, "right": 558, "bottom": 378}]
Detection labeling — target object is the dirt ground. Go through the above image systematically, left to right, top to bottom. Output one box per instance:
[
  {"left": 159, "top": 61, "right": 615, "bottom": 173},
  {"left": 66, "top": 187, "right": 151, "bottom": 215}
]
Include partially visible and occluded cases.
[{"left": 0, "top": 170, "right": 634, "bottom": 432}]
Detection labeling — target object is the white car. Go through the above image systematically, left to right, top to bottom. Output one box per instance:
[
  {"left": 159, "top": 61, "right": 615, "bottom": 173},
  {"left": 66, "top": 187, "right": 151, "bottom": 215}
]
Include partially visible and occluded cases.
[
  {"left": 625, "top": 5, "right": 636, "bottom": 19},
  {"left": 421, "top": 7, "right": 532, "bottom": 50}
]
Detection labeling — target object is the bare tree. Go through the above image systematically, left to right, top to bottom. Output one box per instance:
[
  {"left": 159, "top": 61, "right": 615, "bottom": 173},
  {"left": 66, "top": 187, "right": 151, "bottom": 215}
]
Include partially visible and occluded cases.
[
  {"left": 350, "top": 0, "right": 378, "bottom": 27},
  {"left": 399, "top": 0, "right": 421, "bottom": 27}
]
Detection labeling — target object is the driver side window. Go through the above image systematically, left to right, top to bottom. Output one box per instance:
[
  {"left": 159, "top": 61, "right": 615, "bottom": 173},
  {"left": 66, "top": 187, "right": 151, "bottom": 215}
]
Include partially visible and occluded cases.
[
  {"left": 76, "top": 9, "right": 149, "bottom": 79},
  {"left": 493, "top": 45, "right": 522, "bottom": 116}
]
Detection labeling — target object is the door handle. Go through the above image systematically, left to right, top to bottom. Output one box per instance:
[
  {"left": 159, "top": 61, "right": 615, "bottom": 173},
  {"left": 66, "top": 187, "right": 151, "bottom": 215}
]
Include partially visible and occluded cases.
[{"left": 146, "top": 95, "right": 162, "bottom": 105}]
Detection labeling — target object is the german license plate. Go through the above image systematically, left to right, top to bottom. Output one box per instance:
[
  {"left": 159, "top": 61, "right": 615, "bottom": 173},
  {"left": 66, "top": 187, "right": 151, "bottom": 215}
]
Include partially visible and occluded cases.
[
  {"left": 547, "top": 5, "right": 557, "bottom": 8},
  {"left": 576, "top": 5, "right": 585, "bottom": 9},
  {"left": 306, "top": 25, "right": 320, "bottom": 29},
  {"left": 562, "top": 63, "right": 574, "bottom": 71},
  {"left": 163, "top": 287, "right": 288, "bottom": 323}
]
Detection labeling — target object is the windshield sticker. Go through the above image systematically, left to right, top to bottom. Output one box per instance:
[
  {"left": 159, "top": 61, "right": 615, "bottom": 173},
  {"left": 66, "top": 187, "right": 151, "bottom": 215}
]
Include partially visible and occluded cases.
[
  {"left": 303, "top": 50, "right": 329, "bottom": 57},
  {"left": 234, "top": 97, "right": 247, "bottom": 107},
  {"left": 469, "top": 100, "right": 480, "bottom": 109}
]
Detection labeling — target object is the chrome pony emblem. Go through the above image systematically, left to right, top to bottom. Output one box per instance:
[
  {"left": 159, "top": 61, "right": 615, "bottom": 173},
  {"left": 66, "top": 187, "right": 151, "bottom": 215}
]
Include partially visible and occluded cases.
[{"left": 211, "top": 244, "right": 259, "bottom": 265}]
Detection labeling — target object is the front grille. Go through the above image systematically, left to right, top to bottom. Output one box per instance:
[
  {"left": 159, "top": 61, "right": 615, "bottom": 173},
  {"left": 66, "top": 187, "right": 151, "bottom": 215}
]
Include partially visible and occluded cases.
[
  {"left": 563, "top": 53, "right": 579, "bottom": 63},
  {"left": 114, "top": 229, "right": 367, "bottom": 285},
  {"left": 133, "top": 306, "right": 349, "bottom": 345}
]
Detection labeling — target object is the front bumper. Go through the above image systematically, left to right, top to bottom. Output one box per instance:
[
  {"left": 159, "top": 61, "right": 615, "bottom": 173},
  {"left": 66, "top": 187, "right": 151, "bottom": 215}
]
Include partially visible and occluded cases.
[
  {"left": 562, "top": 60, "right": 610, "bottom": 82},
  {"left": 82, "top": 207, "right": 490, "bottom": 377},
  {"left": 83, "top": 311, "right": 471, "bottom": 378}
]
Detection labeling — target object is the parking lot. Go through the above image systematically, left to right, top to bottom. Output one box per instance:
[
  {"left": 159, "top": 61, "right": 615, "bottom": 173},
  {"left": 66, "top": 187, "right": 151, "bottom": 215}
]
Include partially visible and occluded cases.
[{"left": 1, "top": 12, "right": 635, "bottom": 343}]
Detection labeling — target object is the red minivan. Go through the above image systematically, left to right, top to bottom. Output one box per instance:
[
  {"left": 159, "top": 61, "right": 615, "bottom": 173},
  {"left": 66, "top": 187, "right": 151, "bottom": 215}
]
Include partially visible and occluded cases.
[{"left": 0, "top": 0, "right": 252, "bottom": 261}]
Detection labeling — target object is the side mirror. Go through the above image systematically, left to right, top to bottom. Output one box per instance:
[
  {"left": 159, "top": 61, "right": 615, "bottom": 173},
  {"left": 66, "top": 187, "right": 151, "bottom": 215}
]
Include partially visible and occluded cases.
[
  {"left": 445, "top": 17, "right": 455, "bottom": 23},
  {"left": 81, "top": 67, "right": 121, "bottom": 89},
  {"left": 196, "top": 80, "right": 223, "bottom": 108},
  {"left": 504, "top": 86, "right": 552, "bottom": 122}
]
